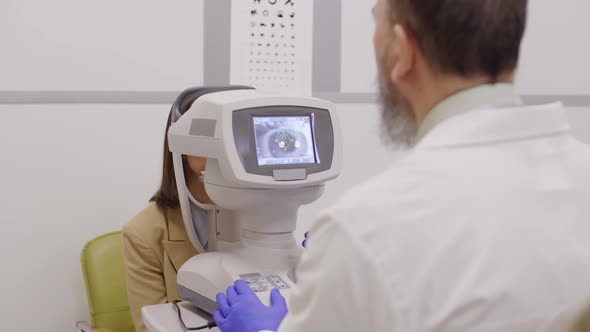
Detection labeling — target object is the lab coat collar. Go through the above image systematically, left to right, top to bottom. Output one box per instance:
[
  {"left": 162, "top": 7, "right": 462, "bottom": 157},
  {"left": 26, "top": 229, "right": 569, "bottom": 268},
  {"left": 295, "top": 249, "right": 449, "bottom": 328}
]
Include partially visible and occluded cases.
[
  {"left": 417, "top": 84, "right": 523, "bottom": 141},
  {"left": 416, "top": 85, "right": 571, "bottom": 148}
]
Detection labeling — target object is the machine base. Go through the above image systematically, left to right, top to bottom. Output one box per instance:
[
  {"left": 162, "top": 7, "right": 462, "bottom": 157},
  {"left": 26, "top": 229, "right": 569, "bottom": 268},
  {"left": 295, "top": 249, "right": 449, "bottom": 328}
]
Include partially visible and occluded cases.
[
  {"left": 177, "top": 244, "right": 302, "bottom": 314},
  {"left": 178, "top": 284, "right": 218, "bottom": 315}
]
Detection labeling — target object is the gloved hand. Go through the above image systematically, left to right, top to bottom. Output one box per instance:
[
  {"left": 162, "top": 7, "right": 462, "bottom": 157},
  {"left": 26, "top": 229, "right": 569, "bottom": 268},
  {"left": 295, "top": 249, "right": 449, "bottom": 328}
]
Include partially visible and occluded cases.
[
  {"left": 302, "top": 232, "right": 308, "bottom": 248},
  {"left": 214, "top": 280, "right": 288, "bottom": 332}
]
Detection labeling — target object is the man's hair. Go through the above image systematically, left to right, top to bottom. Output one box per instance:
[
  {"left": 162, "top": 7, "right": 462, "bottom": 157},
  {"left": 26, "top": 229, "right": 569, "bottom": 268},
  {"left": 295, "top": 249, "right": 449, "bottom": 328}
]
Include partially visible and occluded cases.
[{"left": 388, "top": 0, "right": 528, "bottom": 81}]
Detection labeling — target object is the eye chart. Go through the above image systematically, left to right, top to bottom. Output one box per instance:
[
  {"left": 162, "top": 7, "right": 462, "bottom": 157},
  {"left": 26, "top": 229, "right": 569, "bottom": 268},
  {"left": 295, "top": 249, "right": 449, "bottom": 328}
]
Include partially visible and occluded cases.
[{"left": 230, "top": 0, "right": 314, "bottom": 95}]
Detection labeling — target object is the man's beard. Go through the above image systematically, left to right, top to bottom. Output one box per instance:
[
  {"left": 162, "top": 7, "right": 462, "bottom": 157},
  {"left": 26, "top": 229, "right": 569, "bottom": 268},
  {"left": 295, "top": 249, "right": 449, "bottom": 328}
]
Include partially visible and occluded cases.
[{"left": 377, "top": 60, "right": 417, "bottom": 148}]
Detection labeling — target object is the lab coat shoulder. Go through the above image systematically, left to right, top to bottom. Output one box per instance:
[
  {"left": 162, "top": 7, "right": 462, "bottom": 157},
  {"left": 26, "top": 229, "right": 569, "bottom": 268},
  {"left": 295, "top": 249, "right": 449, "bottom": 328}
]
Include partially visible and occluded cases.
[
  {"left": 288, "top": 105, "right": 590, "bottom": 331},
  {"left": 315, "top": 121, "right": 590, "bottom": 331},
  {"left": 322, "top": 150, "right": 440, "bottom": 235},
  {"left": 319, "top": 155, "right": 431, "bottom": 237},
  {"left": 285, "top": 160, "right": 435, "bottom": 331},
  {"left": 279, "top": 213, "right": 400, "bottom": 332}
]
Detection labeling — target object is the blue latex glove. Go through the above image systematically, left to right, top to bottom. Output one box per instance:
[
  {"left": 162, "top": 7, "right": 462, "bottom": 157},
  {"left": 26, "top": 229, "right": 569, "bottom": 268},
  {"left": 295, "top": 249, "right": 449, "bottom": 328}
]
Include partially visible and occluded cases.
[
  {"left": 302, "top": 232, "right": 308, "bottom": 248},
  {"left": 214, "top": 280, "right": 288, "bottom": 332}
]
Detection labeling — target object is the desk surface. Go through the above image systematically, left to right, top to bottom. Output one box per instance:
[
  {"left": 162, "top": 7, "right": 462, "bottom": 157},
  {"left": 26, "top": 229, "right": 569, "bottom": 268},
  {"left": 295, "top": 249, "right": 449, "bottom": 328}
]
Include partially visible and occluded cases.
[{"left": 143, "top": 302, "right": 221, "bottom": 332}]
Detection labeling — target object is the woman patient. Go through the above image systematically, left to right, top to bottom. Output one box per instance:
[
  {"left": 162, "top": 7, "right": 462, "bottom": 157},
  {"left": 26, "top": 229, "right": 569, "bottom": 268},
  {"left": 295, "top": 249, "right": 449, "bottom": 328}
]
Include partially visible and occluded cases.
[{"left": 122, "top": 111, "right": 211, "bottom": 332}]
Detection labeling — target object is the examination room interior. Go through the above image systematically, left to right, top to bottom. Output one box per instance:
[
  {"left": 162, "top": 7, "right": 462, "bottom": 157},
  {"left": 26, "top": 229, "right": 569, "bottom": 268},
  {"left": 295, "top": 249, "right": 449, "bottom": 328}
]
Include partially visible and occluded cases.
[{"left": 1, "top": 0, "right": 590, "bottom": 331}]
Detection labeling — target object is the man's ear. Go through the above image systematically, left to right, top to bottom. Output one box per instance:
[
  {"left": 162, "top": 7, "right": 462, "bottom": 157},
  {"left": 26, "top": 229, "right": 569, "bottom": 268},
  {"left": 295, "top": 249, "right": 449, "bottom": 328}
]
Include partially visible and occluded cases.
[{"left": 390, "top": 24, "right": 415, "bottom": 83}]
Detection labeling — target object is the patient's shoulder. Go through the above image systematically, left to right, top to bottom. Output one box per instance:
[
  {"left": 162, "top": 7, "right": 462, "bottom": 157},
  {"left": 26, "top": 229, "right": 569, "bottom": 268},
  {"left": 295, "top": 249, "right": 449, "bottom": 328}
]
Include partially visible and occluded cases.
[
  {"left": 124, "top": 203, "right": 167, "bottom": 245},
  {"left": 127, "top": 203, "right": 166, "bottom": 227},
  {"left": 570, "top": 303, "right": 590, "bottom": 332}
]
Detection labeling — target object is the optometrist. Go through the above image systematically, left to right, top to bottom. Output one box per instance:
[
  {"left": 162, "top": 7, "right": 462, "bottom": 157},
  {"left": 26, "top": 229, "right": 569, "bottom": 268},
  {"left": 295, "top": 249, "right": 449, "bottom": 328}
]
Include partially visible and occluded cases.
[{"left": 213, "top": 0, "right": 590, "bottom": 331}]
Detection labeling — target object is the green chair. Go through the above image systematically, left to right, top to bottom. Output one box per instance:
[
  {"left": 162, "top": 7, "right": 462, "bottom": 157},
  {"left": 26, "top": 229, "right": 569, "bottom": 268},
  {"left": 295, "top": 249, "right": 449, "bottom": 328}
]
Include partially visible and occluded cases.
[{"left": 78, "top": 231, "right": 135, "bottom": 332}]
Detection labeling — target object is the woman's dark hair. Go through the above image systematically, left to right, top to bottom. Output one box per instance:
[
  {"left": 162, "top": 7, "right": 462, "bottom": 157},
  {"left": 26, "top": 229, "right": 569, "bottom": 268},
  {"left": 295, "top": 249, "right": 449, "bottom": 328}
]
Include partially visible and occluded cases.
[
  {"left": 151, "top": 87, "right": 249, "bottom": 209},
  {"left": 150, "top": 111, "right": 188, "bottom": 210}
]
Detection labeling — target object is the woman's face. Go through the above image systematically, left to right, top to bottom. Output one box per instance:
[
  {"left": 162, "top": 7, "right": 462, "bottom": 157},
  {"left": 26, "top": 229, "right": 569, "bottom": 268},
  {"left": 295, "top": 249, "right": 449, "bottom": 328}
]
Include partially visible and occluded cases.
[
  {"left": 185, "top": 155, "right": 213, "bottom": 204},
  {"left": 186, "top": 155, "right": 207, "bottom": 176}
]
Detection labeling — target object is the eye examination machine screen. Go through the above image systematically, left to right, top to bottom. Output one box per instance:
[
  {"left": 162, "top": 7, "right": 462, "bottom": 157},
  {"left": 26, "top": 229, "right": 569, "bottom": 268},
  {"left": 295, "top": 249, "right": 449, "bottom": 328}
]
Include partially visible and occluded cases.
[{"left": 253, "top": 116, "right": 317, "bottom": 166}]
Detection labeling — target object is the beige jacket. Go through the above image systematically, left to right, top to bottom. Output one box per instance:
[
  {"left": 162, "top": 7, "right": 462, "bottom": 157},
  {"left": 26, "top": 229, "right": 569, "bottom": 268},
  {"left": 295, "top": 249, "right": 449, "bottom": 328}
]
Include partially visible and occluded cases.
[
  {"left": 122, "top": 204, "right": 198, "bottom": 332},
  {"left": 571, "top": 304, "right": 590, "bottom": 332}
]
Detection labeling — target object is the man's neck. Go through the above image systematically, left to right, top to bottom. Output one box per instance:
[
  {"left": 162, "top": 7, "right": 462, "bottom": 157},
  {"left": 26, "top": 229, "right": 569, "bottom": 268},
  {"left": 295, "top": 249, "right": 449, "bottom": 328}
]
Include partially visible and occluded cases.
[{"left": 411, "top": 73, "right": 515, "bottom": 125}]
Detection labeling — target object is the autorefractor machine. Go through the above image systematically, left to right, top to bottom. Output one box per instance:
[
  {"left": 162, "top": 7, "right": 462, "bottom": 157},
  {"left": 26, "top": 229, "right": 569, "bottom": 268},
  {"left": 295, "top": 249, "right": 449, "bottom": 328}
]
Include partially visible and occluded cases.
[{"left": 166, "top": 86, "right": 342, "bottom": 314}]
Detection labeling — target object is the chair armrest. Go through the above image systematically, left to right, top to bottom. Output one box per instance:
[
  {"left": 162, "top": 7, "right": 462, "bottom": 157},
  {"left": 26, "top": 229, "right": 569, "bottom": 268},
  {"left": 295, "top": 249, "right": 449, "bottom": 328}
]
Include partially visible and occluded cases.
[{"left": 75, "top": 320, "right": 92, "bottom": 332}]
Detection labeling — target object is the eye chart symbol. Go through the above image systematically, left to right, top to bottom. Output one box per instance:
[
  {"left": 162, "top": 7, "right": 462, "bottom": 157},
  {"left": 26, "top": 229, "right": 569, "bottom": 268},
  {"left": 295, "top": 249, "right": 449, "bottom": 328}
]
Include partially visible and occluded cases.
[
  {"left": 241, "top": 0, "right": 308, "bottom": 92},
  {"left": 253, "top": 0, "right": 294, "bottom": 4}
]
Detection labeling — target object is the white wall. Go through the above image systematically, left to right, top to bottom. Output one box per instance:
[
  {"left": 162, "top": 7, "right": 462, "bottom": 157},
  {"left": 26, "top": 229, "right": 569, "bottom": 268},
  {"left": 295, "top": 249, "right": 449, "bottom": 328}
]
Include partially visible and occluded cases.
[
  {"left": 0, "top": 0, "right": 204, "bottom": 91},
  {"left": 0, "top": 0, "right": 205, "bottom": 329},
  {"left": 340, "top": 0, "right": 377, "bottom": 93},
  {"left": 517, "top": 0, "right": 590, "bottom": 95},
  {"left": 0, "top": 104, "right": 169, "bottom": 331},
  {"left": 567, "top": 108, "right": 590, "bottom": 143}
]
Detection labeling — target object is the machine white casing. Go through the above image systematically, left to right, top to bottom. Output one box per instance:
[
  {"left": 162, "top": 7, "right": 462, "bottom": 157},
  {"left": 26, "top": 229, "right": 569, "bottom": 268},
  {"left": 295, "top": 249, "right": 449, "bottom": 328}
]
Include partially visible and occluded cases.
[{"left": 168, "top": 89, "right": 341, "bottom": 313}]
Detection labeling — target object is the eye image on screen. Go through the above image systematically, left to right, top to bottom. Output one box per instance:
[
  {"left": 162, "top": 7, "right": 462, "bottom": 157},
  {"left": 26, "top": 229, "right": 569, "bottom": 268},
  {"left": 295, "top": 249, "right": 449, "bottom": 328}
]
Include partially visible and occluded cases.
[{"left": 253, "top": 116, "right": 316, "bottom": 166}]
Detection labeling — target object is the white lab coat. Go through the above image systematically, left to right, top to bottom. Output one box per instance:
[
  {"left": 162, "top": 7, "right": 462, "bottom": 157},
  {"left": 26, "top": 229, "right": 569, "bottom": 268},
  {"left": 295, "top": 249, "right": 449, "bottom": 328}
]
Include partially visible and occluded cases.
[{"left": 278, "top": 85, "right": 590, "bottom": 332}]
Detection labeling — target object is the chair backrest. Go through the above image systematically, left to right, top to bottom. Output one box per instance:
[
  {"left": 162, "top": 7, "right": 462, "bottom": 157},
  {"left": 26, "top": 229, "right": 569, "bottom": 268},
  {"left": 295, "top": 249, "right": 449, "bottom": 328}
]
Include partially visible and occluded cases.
[{"left": 81, "top": 231, "right": 134, "bottom": 332}]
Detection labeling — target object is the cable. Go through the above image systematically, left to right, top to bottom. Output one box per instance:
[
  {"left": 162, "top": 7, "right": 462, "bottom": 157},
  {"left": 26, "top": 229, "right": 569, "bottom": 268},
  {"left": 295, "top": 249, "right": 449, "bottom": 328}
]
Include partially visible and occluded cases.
[{"left": 172, "top": 300, "right": 217, "bottom": 331}]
